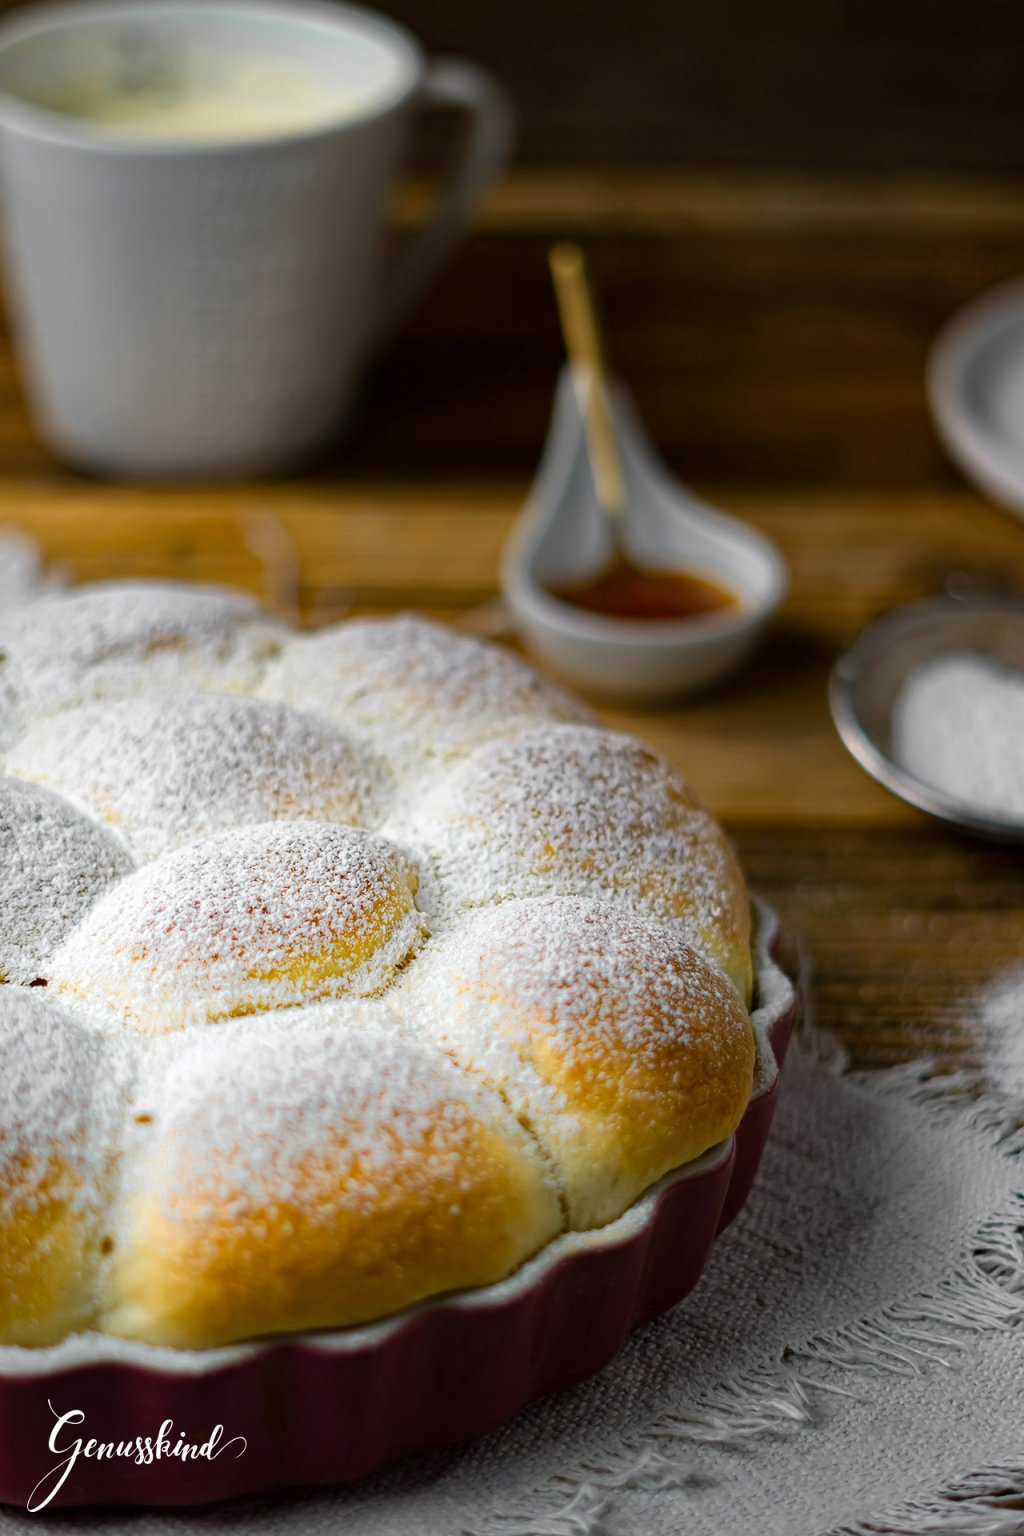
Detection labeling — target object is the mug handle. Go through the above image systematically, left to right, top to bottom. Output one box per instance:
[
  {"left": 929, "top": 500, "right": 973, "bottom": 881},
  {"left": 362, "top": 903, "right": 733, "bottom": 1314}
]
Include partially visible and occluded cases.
[{"left": 371, "top": 59, "right": 515, "bottom": 353}]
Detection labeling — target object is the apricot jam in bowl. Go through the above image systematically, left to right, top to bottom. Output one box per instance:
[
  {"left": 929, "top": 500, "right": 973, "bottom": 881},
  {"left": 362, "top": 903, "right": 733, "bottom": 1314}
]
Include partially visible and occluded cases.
[{"left": 503, "top": 371, "right": 787, "bottom": 703}]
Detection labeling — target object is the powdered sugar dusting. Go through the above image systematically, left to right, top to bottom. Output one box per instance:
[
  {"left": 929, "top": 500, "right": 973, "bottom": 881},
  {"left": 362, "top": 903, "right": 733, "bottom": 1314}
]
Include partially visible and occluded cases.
[
  {"left": 0, "top": 580, "right": 284, "bottom": 732},
  {"left": 261, "top": 614, "right": 591, "bottom": 768},
  {"left": 893, "top": 652, "right": 1024, "bottom": 822},
  {"left": 6, "top": 692, "right": 388, "bottom": 859},
  {"left": 402, "top": 723, "right": 750, "bottom": 996},
  {"left": 0, "top": 776, "right": 135, "bottom": 983},
  {"left": 51, "top": 822, "right": 428, "bottom": 1032},
  {"left": 393, "top": 897, "right": 756, "bottom": 1228},
  {"left": 409, "top": 897, "right": 743, "bottom": 1065},
  {"left": 0, "top": 989, "right": 131, "bottom": 1221},
  {"left": 130, "top": 1011, "right": 534, "bottom": 1221}
]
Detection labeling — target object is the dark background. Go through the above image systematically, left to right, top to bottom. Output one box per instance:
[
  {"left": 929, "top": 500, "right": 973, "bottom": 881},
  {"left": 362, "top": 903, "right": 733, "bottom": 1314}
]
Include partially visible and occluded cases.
[{"left": 373, "top": 0, "right": 1024, "bottom": 172}]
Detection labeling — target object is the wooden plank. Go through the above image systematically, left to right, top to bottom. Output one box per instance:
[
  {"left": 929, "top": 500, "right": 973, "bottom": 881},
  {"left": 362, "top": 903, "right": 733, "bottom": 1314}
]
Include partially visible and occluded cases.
[
  {"left": 398, "top": 173, "right": 1024, "bottom": 235},
  {"left": 370, "top": 175, "right": 1024, "bottom": 485},
  {"left": 353, "top": 232, "right": 1024, "bottom": 485},
  {"left": 2, "top": 483, "right": 1021, "bottom": 633},
  {"left": 740, "top": 822, "right": 1024, "bottom": 1068}
]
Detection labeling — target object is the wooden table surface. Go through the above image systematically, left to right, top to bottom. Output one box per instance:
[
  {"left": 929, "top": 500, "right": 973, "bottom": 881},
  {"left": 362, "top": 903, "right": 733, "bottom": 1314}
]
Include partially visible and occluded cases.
[{"left": 2, "top": 171, "right": 1023, "bottom": 1074}]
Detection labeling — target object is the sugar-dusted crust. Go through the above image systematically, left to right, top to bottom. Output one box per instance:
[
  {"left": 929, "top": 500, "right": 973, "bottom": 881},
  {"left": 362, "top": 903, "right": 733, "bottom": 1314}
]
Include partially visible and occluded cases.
[
  {"left": 0, "top": 580, "right": 284, "bottom": 731},
  {"left": 0, "top": 590, "right": 756, "bottom": 1350},
  {"left": 260, "top": 612, "right": 590, "bottom": 768},
  {"left": 7, "top": 692, "right": 386, "bottom": 858},
  {"left": 403, "top": 723, "right": 752, "bottom": 1001},
  {"left": 0, "top": 776, "right": 135, "bottom": 983},
  {"left": 50, "top": 822, "right": 427, "bottom": 1032},
  {"left": 394, "top": 899, "right": 755, "bottom": 1229},
  {"left": 0, "top": 991, "right": 131, "bottom": 1345},
  {"left": 103, "top": 1016, "right": 561, "bottom": 1348}
]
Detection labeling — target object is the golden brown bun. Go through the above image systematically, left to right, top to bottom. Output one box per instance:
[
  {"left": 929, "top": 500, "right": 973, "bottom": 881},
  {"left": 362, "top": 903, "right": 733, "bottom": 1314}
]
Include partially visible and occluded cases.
[
  {"left": 0, "top": 580, "right": 283, "bottom": 731},
  {"left": 260, "top": 613, "right": 589, "bottom": 766},
  {"left": 6, "top": 691, "right": 385, "bottom": 860},
  {"left": 410, "top": 723, "right": 752, "bottom": 1001},
  {"left": 50, "top": 821, "right": 427, "bottom": 1032},
  {"left": 399, "top": 899, "right": 756, "bottom": 1228},
  {"left": 0, "top": 991, "right": 126, "bottom": 1344},
  {"left": 103, "top": 1016, "right": 561, "bottom": 1348}
]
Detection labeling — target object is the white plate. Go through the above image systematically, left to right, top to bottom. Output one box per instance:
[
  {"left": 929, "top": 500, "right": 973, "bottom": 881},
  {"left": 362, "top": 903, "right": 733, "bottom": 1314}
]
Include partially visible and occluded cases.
[{"left": 929, "top": 277, "right": 1024, "bottom": 519}]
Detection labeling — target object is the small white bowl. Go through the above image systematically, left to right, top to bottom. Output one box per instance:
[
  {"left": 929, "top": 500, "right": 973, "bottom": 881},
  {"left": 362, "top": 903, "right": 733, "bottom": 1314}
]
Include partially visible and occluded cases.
[
  {"left": 928, "top": 276, "right": 1024, "bottom": 520},
  {"left": 502, "top": 369, "right": 787, "bottom": 703}
]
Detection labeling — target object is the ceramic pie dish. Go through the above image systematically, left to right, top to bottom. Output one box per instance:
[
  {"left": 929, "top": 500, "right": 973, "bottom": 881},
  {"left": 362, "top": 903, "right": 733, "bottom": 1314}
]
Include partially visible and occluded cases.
[
  {"left": 0, "top": 578, "right": 795, "bottom": 1508},
  {"left": 0, "top": 903, "right": 795, "bottom": 1510}
]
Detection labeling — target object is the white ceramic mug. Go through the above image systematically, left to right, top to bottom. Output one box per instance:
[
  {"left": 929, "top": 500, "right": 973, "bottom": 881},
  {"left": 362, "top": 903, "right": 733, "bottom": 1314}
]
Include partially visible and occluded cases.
[{"left": 0, "top": 0, "right": 513, "bottom": 479}]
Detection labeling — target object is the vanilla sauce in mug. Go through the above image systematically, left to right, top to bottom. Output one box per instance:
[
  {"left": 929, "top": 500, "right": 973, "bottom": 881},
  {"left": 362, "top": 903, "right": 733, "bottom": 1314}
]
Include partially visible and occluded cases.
[
  {"left": 0, "top": 0, "right": 512, "bottom": 476},
  {"left": 42, "top": 53, "right": 360, "bottom": 141}
]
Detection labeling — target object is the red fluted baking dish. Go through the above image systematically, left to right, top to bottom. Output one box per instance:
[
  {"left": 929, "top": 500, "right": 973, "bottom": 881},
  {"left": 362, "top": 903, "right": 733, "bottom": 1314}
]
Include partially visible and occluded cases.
[{"left": 0, "top": 901, "right": 797, "bottom": 1510}]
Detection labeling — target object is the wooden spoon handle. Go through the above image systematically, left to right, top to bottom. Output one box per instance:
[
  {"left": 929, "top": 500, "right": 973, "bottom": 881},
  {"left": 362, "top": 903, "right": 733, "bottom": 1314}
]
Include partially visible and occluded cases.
[{"left": 549, "top": 243, "right": 628, "bottom": 527}]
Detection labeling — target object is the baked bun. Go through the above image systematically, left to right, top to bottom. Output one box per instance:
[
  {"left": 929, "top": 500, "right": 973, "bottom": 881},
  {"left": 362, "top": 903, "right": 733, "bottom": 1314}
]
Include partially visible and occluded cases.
[
  {"left": 0, "top": 580, "right": 283, "bottom": 733},
  {"left": 1, "top": 581, "right": 760, "bottom": 1351},
  {"left": 261, "top": 613, "right": 589, "bottom": 766},
  {"left": 7, "top": 691, "right": 384, "bottom": 859},
  {"left": 407, "top": 723, "right": 752, "bottom": 1000},
  {"left": 0, "top": 775, "right": 134, "bottom": 983},
  {"left": 50, "top": 822, "right": 427, "bottom": 1031},
  {"left": 399, "top": 899, "right": 755, "bottom": 1228},
  {"left": 0, "top": 991, "right": 127, "bottom": 1345},
  {"left": 103, "top": 1016, "right": 561, "bottom": 1348}
]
